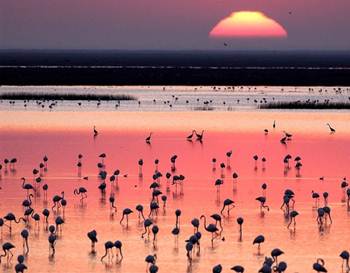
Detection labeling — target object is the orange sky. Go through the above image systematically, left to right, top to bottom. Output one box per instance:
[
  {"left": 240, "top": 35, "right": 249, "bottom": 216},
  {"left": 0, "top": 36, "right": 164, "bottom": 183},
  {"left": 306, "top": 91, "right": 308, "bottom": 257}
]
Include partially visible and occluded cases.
[{"left": 1, "top": 0, "right": 350, "bottom": 49}]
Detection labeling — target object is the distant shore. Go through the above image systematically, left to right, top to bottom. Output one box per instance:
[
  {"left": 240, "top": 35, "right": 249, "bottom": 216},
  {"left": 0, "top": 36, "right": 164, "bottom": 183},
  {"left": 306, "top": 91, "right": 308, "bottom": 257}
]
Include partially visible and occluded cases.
[
  {"left": 2, "top": 50, "right": 350, "bottom": 86},
  {"left": 2, "top": 66, "right": 350, "bottom": 86}
]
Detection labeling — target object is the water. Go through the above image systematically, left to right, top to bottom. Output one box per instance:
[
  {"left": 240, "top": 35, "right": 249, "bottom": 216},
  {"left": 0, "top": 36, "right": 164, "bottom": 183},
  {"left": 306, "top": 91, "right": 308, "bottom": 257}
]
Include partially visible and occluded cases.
[
  {"left": 0, "top": 85, "right": 349, "bottom": 112},
  {"left": 0, "top": 109, "right": 350, "bottom": 272}
]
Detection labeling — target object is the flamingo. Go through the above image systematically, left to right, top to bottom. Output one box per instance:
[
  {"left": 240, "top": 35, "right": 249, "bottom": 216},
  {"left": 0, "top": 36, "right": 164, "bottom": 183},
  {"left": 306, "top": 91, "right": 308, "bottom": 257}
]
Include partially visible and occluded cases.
[
  {"left": 326, "top": 123, "right": 336, "bottom": 133},
  {"left": 93, "top": 126, "right": 98, "bottom": 137},
  {"left": 186, "top": 130, "right": 195, "bottom": 141},
  {"left": 195, "top": 130, "right": 204, "bottom": 141},
  {"left": 283, "top": 131, "right": 292, "bottom": 138},
  {"left": 146, "top": 132, "right": 152, "bottom": 144},
  {"left": 226, "top": 150, "right": 232, "bottom": 167},
  {"left": 43, "top": 155, "right": 48, "bottom": 170},
  {"left": 170, "top": 155, "right": 177, "bottom": 171},
  {"left": 253, "top": 155, "right": 259, "bottom": 167},
  {"left": 212, "top": 158, "right": 217, "bottom": 170},
  {"left": 138, "top": 159, "right": 144, "bottom": 177},
  {"left": 21, "top": 178, "right": 35, "bottom": 197},
  {"left": 215, "top": 179, "right": 224, "bottom": 192},
  {"left": 261, "top": 183, "right": 267, "bottom": 197},
  {"left": 42, "top": 184, "right": 48, "bottom": 199},
  {"left": 74, "top": 187, "right": 87, "bottom": 202},
  {"left": 311, "top": 191, "right": 320, "bottom": 207},
  {"left": 52, "top": 192, "right": 64, "bottom": 211},
  {"left": 322, "top": 192, "right": 329, "bottom": 206},
  {"left": 109, "top": 193, "right": 117, "bottom": 214},
  {"left": 22, "top": 194, "right": 33, "bottom": 209},
  {"left": 161, "top": 195, "right": 167, "bottom": 209},
  {"left": 256, "top": 196, "right": 270, "bottom": 212},
  {"left": 221, "top": 199, "right": 235, "bottom": 216},
  {"left": 149, "top": 202, "right": 159, "bottom": 217},
  {"left": 136, "top": 204, "right": 145, "bottom": 220},
  {"left": 323, "top": 206, "right": 332, "bottom": 224},
  {"left": 120, "top": 208, "right": 133, "bottom": 226},
  {"left": 317, "top": 208, "right": 325, "bottom": 226},
  {"left": 42, "top": 209, "right": 50, "bottom": 227},
  {"left": 171, "top": 209, "right": 181, "bottom": 237},
  {"left": 287, "top": 210, "right": 299, "bottom": 228},
  {"left": 4, "top": 213, "right": 26, "bottom": 232},
  {"left": 210, "top": 214, "right": 223, "bottom": 232},
  {"left": 200, "top": 215, "right": 219, "bottom": 247},
  {"left": 55, "top": 216, "right": 64, "bottom": 232},
  {"left": 237, "top": 217, "right": 244, "bottom": 240},
  {"left": 191, "top": 218, "right": 200, "bottom": 233},
  {"left": 142, "top": 219, "right": 153, "bottom": 238},
  {"left": 151, "top": 225, "right": 159, "bottom": 245},
  {"left": 48, "top": 227, "right": 57, "bottom": 257},
  {"left": 20, "top": 229, "right": 29, "bottom": 254},
  {"left": 87, "top": 230, "right": 98, "bottom": 253},
  {"left": 253, "top": 235, "right": 265, "bottom": 253},
  {"left": 114, "top": 240, "right": 123, "bottom": 263},
  {"left": 101, "top": 241, "right": 114, "bottom": 261},
  {"left": 0, "top": 242, "right": 15, "bottom": 263},
  {"left": 185, "top": 242, "right": 193, "bottom": 262},
  {"left": 271, "top": 248, "right": 284, "bottom": 264},
  {"left": 340, "top": 250, "right": 350, "bottom": 271},
  {"left": 145, "top": 254, "right": 157, "bottom": 268},
  {"left": 15, "top": 255, "right": 27, "bottom": 273},
  {"left": 313, "top": 258, "right": 327, "bottom": 272},
  {"left": 273, "top": 261, "right": 287, "bottom": 273},
  {"left": 149, "top": 264, "right": 159, "bottom": 273},
  {"left": 213, "top": 264, "right": 222, "bottom": 273},
  {"left": 231, "top": 265, "right": 245, "bottom": 273}
]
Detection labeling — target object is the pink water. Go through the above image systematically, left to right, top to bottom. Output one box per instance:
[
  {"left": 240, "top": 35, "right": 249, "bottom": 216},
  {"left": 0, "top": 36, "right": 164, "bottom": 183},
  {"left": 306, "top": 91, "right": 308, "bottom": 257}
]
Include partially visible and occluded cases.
[{"left": 0, "top": 111, "right": 350, "bottom": 272}]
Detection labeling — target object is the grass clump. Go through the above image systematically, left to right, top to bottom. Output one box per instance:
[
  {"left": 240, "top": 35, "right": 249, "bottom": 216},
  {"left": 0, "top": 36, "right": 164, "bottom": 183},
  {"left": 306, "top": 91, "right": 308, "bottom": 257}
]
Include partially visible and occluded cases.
[
  {"left": 0, "top": 92, "right": 137, "bottom": 101},
  {"left": 260, "top": 101, "right": 350, "bottom": 110}
]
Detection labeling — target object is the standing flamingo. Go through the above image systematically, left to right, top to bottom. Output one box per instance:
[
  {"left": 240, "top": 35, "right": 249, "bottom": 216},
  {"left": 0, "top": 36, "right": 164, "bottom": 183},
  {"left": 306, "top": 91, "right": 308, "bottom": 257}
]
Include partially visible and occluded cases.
[
  {"left": 195, "top": 130, "right": 204, "bottom": 141},
  {"left": 146, "top": 132, "right": 152, "bottom": 144},
  {"left": 74, "top": 187, "right": 88, "bottom": 202},
  {"left": 52, "top": 192, "right": 64, "bottom": 211},
  {"left": 256, "top": 196, "right": 270, "bottom": 212},
  {"left": 221, "top": 199, "right": 235, "bottom": 215},
  {"left": 120, "top": 208, "right": 133, "bottom": 226},
  {"left": 287, "top": 210, "right": 299, "bottom": 228},
  {"left": 4, "top": 213, "right": 26, "bottom": 232},
  {"left": 200, "top": 215, "right": 219, "bottom": 247},
  {"left": 237, "top": 217, "right": 244, "bottom": 240},
  {"left": 142, "top": 219, "right": 153, "bottom": 238},
  {"left": 151, "top": 225, "right": 159, "bottom": 246},
  {"left": 20, "top": 229, "right": 29, "bottom": 255},
  {"left": 87, "top": 230, "right": 98, "bottom": 253},
  {"left": 253, "top": 235, "right": 265, "bottom": 253},
  {"left": 114, "top": 240, "right": 123, "bottom": 263},
  {"left": 101, "top": 241, "right": 114, "bottom": 261},
  {"left": 0, "top": 242, "right": 15, "bottom": 263},
  {"left": 271, "top": 248, "right": 284, "bottom": 264},
  {"left": 15, "top": 255, "right": 27, "bottom": 273}
]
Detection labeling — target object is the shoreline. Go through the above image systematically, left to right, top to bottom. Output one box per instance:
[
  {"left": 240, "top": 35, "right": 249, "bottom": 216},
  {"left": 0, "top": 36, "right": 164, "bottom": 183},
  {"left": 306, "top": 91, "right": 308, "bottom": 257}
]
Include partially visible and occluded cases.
[{"left": 3, "top": 66, "right": 350, "bottom": 86}]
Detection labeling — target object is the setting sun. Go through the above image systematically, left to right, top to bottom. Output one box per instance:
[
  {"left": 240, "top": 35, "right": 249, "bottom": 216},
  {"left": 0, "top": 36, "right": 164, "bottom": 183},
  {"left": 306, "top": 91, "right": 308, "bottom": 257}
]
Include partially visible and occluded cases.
[{"left": 210, "top": 11, "right": 287, "bottom": 38}]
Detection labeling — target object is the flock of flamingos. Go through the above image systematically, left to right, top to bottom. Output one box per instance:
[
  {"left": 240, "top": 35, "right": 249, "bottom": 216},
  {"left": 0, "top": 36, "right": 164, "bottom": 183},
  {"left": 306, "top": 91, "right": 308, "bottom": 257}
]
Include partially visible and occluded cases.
[{"left": 0, "top": 123, "right": 349, "bottom": 273}]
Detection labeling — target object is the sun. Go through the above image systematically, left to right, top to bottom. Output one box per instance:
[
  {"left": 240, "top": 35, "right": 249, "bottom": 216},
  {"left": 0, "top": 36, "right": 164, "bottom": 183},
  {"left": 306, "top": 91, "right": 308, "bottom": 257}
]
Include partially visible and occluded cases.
[{"left": 209, "top": 11, "right": 287, "bottom": 38}]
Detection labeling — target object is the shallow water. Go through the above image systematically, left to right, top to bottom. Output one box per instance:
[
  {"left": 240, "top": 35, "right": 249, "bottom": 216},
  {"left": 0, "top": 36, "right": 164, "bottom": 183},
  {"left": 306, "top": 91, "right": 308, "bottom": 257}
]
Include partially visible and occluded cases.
[
  {"left": 1, "top": 85, "right": 350, "bottom": 111},
  {"left": 0, "top": 110, "right": 350, "bottom": 273}
]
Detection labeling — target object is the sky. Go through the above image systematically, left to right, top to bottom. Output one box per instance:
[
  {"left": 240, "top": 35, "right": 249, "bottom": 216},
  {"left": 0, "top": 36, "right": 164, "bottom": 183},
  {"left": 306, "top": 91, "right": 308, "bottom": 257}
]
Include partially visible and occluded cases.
[{"left": 1, "top": 0, "right": 350, "bottom": 50}]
